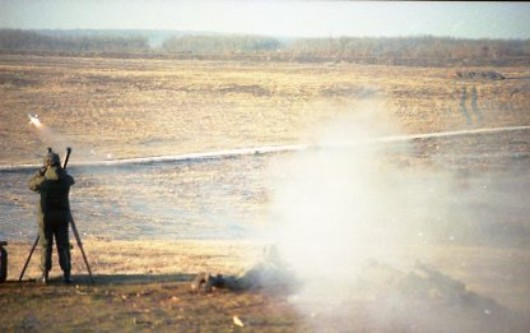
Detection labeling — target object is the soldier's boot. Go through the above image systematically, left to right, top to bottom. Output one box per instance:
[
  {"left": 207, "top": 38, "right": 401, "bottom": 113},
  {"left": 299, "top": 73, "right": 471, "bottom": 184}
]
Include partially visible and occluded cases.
[
  {"left": 41, "top": 270, "right": 49, "bottom": 285},
  {"left": 63, "top": 270, "right": 73, "bottom": 284}
]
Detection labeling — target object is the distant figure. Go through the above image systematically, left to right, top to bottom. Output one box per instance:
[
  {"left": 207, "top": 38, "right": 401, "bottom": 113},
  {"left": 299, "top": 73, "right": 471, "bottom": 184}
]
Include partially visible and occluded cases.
[
  {"left": 470, "top": 86, "right": 483, "bottom": 124},
  {"left": 459, "top": 87, "right": 472, "bottom": 125},
  {"left": 28, "top": 149, "right": 75, "bottom": 284}
]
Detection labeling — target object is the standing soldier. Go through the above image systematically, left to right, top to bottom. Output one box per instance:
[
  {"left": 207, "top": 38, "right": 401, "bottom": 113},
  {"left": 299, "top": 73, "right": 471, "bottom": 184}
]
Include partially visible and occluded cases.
[
  {"left": 459, "top": 86, "right": 471, "bottom": 125},
  {"left": 470, "top": 86, "right": 483, "bottom": 124},
  {"left": 28, "top": 149, "right": 75, "bottom": 284}
]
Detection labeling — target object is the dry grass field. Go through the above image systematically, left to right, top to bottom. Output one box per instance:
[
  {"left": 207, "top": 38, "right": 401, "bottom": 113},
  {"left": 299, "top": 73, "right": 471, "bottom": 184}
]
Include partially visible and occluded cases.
[
  {"left": 1, "top": 54, "right": 530, "bottom": 332},
  {"left": 1, "top": 54, "right": 528, "bottom": 165}
]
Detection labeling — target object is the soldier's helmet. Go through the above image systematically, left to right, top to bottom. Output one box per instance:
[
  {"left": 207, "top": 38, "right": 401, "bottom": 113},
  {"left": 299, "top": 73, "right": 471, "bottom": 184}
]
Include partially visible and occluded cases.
[{"left": 44, "top": 151, "right": 61, "bottom": 167}]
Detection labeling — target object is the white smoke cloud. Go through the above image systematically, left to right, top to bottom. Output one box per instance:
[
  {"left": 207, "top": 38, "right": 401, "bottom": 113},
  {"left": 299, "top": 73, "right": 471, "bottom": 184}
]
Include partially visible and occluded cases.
[
  {"left": 261, "top": 100, "right": 525, "bottom": 331},
  {"left": 269, "top": 100, "right": 441, "bottom": 264},
  {"left": 271, "top": 104, "right": 414, "bottom": 271}
]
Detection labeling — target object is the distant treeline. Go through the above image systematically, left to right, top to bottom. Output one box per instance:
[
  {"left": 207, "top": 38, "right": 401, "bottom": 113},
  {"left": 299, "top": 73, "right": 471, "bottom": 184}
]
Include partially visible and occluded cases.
[
  {"left": 1, "top": 29, "right": 529, "bottom": 66},
  {"left": 0, "top": 30, "right": 149, "bottom": 53},
  {"left": 162, "top": 35, "right": 281, "bottom": 55}
]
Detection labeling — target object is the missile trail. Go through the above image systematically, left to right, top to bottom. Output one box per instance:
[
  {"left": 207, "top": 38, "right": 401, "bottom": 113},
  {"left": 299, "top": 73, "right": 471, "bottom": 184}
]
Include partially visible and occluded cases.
[{"left": 1, "top": 125, "right": 529, "bottom": 171}]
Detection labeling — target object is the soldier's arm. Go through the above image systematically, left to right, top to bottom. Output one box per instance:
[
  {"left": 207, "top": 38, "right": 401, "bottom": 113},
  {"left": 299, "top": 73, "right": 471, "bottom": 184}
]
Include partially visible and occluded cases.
[{"left": 28, "top": 168, "right": 46, "bottom": 191}]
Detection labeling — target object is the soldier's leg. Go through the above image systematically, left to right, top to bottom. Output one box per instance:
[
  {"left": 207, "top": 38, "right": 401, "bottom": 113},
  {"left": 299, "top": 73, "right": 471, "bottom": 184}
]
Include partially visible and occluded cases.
[
  {"left": 55, "top": 221, "right": 72, "bottom": 283},
  {"left": 39, "top": 222, "right": 53, "bottom": 283}
]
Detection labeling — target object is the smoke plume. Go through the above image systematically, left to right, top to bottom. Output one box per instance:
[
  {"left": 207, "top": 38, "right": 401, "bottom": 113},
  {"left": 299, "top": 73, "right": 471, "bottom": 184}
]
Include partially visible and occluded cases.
[{"left": 264, "top": 100, "right": 526, "bottom": 332}]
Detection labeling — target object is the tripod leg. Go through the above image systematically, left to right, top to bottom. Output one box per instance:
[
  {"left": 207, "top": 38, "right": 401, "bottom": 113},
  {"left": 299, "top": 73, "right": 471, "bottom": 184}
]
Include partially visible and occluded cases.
[
  {"left": 69, "top": 218, "right": 94, "bottom": 284},
  {"left": 19, "top": 236, "right": 39, "bottom": 282}
]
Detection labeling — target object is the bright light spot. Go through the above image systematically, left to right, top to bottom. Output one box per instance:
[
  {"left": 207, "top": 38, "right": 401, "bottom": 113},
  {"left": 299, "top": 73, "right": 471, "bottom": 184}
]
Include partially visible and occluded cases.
[{"left": 28, "top": 115, "right": 43, "bottom": 128}]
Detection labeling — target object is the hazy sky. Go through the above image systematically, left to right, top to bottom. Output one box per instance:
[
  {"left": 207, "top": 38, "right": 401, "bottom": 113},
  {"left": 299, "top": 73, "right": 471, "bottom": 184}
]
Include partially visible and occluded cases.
[{"left": 1, "top": 1, "right": 529, "bottom": 39}]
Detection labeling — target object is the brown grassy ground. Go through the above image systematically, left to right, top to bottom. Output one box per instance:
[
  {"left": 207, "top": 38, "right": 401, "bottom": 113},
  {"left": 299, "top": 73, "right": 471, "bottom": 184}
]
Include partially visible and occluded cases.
[
  {"left": 1, "top": 55, "right": 530, "bottom": 332},
  {"left": 3, "top": 239, "right": 530, "bottom": 332},
  {"left": 2, "top": 240, "right": 305, "bottom": 332}
]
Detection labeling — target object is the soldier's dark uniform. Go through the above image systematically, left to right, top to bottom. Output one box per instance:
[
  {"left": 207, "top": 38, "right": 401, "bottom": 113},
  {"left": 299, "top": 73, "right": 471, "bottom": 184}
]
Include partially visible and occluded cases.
[{"left": 28, "top": 151, "right": 75, "bottom": 284}]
